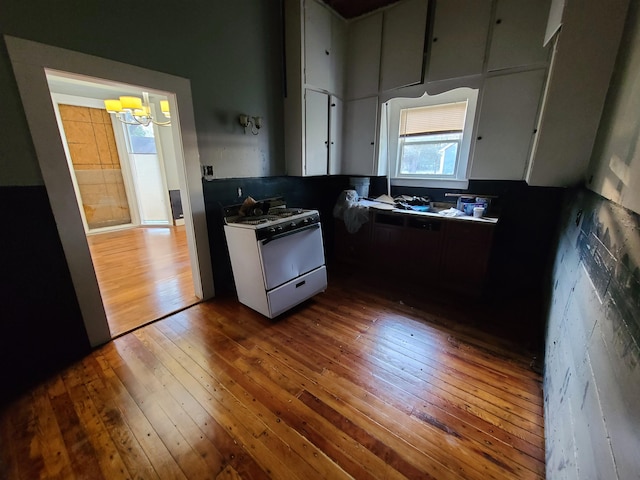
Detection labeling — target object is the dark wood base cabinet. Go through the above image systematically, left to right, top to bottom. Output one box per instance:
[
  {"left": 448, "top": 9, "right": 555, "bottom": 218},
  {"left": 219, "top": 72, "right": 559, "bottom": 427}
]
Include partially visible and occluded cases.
[{"left": 334, "top": 211, "right": 495, "bottom": 296}]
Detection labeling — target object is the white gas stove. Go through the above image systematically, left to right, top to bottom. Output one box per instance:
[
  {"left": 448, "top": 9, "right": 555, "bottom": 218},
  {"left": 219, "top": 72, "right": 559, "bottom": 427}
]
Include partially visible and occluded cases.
[{"left": 223, "top": 198, "right": 327, "bottom": 318}]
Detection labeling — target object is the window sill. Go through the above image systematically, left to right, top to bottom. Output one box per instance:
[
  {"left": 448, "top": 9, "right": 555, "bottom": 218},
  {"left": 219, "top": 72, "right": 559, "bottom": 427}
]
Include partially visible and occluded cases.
[{"left": 391, "top": 178, "right": 469, "bottom": 190}]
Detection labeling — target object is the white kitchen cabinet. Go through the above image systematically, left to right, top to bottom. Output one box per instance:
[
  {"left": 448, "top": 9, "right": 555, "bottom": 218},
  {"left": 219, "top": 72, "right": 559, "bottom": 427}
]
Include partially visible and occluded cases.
[
  {"left": 284, "top": 0, "right": 345, "bottom": 176},
  {"left": 304, "top": 0, "right": 332, "bottom": 92},
  {"left": 304, "top": 0, "right": 346, "bottom": 94},
  {"left": 379, "top": 0, "right": 429, "bottom": 92},
  {"left": 427, "top": 0, "right": 492, "bottom": 82},
  {"left": 487, "top": 0, "right": 551, "bottom": 71},
  {"left": 526, "top": 0, "right": 629, "bottom": 186},
  {"left": 544, "top": 0, "right": 566, "bottom": 45},
  {"left": 346, "top": 12, "right": 382, "bottom": 100},
  {"left": 331, "top": 15, "right": 347, "bottom": 97},
  {"left": 470, "top": 69, "right": 546, "bottom": 180},
  {"left": 305, "top": 89, "right": 330, "bottom": 176},
  {"left": 329, "top": 95, "right": 343, "bottom": 175},
  {"left": 342, "top": 96, "right": 380, "bottom": 176}
]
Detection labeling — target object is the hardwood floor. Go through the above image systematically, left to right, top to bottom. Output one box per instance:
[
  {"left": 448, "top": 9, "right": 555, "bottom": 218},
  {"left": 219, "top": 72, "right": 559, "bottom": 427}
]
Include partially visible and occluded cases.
[
  {"left": 87, "top": 226, "right": 199, "bottom": 337},
  {"left": 0, "top": 269, "right": 545, "bottom": 479}
]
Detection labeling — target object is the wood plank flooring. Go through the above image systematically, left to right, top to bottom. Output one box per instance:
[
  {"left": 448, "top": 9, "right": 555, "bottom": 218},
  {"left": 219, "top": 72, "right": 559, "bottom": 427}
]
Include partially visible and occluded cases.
[
  {"left": 87, "top": 226, "right": 198, "bottom": 337},
  {"left": 0, "top": 269, "right": 545, "bottom": 479}
]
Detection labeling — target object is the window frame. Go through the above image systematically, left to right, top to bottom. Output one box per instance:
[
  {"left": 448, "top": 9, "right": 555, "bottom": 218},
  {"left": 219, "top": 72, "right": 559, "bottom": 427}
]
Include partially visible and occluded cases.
[{"left": 384, "top": 87, "right": 479, "bottom": 189}]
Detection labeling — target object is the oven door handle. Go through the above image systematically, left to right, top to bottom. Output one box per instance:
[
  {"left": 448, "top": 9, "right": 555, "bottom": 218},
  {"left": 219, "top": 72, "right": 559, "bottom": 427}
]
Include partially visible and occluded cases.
[{"left": 261, "top": 223, "right": 320, "bottom": 245}]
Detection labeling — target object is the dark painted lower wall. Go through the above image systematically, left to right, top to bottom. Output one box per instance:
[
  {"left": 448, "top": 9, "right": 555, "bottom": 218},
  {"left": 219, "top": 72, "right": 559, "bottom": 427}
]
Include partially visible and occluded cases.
[
  {"left": 0, "top": 186, "right": 91, "bottom": 406},
  {"left": 544, "top": 187, "right": 640, "bottom": 479}
]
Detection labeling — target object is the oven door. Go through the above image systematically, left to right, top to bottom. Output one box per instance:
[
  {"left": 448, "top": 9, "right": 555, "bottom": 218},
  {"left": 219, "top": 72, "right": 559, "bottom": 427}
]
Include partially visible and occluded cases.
[{"left": 259, "top": 224, "right": 325, "bottom": 290}]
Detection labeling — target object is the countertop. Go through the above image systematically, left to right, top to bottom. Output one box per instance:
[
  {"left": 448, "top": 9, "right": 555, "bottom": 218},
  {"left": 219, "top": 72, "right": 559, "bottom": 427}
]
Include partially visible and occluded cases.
[{"left": 357, "top": 199, "right": 499, "bottom": 225}]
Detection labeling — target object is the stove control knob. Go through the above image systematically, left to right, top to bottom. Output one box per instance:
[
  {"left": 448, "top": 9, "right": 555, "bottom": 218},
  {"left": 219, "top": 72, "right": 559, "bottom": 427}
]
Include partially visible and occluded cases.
[
  {"left": 303, "top": 218, "right": 310, "bottom": 224},
  {"left": 290, "top": 222, "right": 296, "bottom": 228},
  {"left": 276, "top": 225, "right": 284, "bottom": 232},
  {"left": 268, "top": 228, "right": 276, "bottom": 234}
]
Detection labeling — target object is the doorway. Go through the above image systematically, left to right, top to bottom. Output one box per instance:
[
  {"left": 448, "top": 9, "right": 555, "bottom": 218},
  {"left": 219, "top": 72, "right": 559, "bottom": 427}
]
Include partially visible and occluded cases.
[
  {"left": 6, "top": 36, "right": 215, "bottom": 347},
  {"left": 48, "top": 79, "right": 199, "bottom": 336}
]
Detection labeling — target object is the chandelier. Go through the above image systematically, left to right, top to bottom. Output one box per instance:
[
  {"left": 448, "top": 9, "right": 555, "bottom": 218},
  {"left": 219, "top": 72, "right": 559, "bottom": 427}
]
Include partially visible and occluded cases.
[{"left": 103, "top": 91, "right": 171, "bottom": 127}]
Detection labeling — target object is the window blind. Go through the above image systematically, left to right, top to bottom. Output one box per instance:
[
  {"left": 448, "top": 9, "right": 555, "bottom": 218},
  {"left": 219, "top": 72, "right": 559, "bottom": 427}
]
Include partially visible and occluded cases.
[{"left": 399, "top": 101, "right": 468, "bottom": 136}]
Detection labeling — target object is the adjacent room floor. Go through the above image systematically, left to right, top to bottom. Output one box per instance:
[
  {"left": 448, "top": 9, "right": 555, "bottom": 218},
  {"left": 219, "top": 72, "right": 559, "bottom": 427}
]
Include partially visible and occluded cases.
[
  {"left": 87, "top": 225, "right": 199, "bottom": 337},
  {"left": 0, "top": 268, "right": 545, "bottom": 479}
]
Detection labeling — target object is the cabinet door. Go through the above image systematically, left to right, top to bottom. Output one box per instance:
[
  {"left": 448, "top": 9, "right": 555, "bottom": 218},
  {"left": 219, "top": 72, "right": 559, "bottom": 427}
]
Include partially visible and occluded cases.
[
  {"left": 304, "top": 0, "right": 332, "bottom": 91},
  {"left": 379, "top": 0, "right": 428, "bottom": 92},
  {"left": 427, "top": 0, "right": 492, "bottom": 82},
  {"left": 487, "top": 0, "right": 551, "bottom": 71},
  {"left": 346, "top": 12, "right": 382, "bottom": 100},
  {"left": 330, "top": 14, "right": 347, "bottom": 96},
  {"left": 470, "top": 69, "right": 546, "bottom": 180},
  {"left": 305, "top": 89, "right": 329, "bottom": 176},
  {"left": 329, "top": 95, "right": 343, "bottom": 175},
  {"left": 342, "top": 96, "right": 378, "bottom": 176},
  {"left": 371, "top": 215, "right": 405, "bottom": 272},
  {"left": 405, "top": 217, "right": 443, "bottom": 278},
  {"left": 440, "top": 221, "right": 494, "bottom": 288}
]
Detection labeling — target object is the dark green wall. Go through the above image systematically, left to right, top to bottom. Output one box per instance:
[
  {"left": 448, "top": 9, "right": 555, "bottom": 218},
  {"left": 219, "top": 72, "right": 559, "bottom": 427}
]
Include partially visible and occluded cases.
[
  {"left": 0, "top": 0, "right": 286, "bottom": 404},
  {"left": 0, "top": 0, "right": 285, "bottom": 185}
]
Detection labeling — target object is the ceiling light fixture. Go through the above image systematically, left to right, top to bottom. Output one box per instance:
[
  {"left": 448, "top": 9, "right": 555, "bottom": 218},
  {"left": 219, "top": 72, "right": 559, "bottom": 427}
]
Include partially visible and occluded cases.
[{"left": 104, "top": 91, "right": 171, "bottom": 127}]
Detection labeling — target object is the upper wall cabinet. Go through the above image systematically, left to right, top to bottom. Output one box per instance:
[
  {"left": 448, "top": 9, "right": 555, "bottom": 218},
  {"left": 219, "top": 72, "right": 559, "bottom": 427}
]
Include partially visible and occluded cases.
[
  {"left": 285, "top": 0, "right": 346, "bottom": 176},
  {"left": 304, "top": 0, "right": 332, "bottom": 92},
  {"left": 304, "top": 0, "right": 346, "bottom": 95},
  {"left": 379, "top": 0, "right": 429, "bottom": 92},
  {"left": 427, "top": 0, "right": 492, "bottom": 82},
  {"left": 487, "top": 0, "right": 551, "bottom": 71},
  {"left": 526, "top": 0, "right": 630, "bottom": 186},
  {"left": 346, "top": 13, "right": 383, "bottom": 100},
  {"left": 331, "top": 15, "right": 347, "bottom": 97},
  {"left": 470, "top": 69, "right": 546, "bottom": 180},
  {"left": 304, "top": 89, "right": 330, "bottom": 176},
  {"left": 329, "top": 95, "right": 343, "bottom": 175},
  {"left": 342, "top": 96, "right": 380, "bottom": 176}
]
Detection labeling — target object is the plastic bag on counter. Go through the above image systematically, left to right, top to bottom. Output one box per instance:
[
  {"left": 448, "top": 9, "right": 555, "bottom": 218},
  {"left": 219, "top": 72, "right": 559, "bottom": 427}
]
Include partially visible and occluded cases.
[
  {"left": 333, "top": 189, "right": 370, "bottom": 233},
  {"left": 438, "top": 207, "right": 466, "bottom": 217}
]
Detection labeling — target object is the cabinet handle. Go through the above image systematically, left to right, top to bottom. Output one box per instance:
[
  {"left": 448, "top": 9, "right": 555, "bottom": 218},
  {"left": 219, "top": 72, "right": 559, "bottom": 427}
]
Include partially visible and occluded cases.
[
  {"left": 496, "top": 19, "right": 502, "bottom": 24},
  {"left": 433, "top": 37, "right": 438, "bottom": 42},
  {"left": 325, "top": 50, "right": 330, "bottom": 55},
  {"left": 331, "top": 103, "right": 336, "bottom": 107},
  {"left": 477, "top": 136, "right": 483, "bottom": 140},
  {"left": 370, "top": 142, "right": 375, "bottom": 145}
]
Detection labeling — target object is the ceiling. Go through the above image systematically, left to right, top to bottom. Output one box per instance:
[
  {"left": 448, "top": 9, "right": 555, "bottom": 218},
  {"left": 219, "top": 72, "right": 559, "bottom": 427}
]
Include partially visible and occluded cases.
[{"left": 320, "top": 0, "right": 401, "bottom": 19}]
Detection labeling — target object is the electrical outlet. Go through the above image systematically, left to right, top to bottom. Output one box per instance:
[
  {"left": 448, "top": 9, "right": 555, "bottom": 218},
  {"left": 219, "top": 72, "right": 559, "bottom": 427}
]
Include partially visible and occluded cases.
[
  {"left": 202, "top": 164, "right": 214, "bottom": 181},
  {"left": 237, "top": 187, "right": 242, "bottom": 197}
]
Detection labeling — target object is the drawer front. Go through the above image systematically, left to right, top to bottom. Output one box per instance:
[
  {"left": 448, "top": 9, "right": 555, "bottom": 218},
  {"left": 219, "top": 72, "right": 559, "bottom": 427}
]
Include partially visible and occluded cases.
[{"left": 267, "top": 266, "right": 327, "bottom": 317}]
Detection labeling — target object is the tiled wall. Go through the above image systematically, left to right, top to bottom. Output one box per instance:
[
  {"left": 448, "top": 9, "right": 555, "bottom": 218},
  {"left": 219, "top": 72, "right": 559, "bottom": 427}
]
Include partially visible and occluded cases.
[
  {"left": 59, "top": 104, "right": 131, "bottom": 229},
  {"left": 544, "top": 188, "right": 640, "bottom": 479}
]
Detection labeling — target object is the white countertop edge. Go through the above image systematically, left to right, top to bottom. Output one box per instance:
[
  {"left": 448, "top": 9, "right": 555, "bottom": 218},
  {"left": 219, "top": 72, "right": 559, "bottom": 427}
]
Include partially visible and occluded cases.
[{"left": 365, "top": 202, "right": 499, "bottom": 224}]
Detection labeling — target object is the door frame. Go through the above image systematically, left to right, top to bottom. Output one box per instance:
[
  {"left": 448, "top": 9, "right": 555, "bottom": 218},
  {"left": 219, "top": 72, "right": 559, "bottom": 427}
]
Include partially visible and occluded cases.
[{"left": 5, "top": 35, "right": 215, "bottom": 347}]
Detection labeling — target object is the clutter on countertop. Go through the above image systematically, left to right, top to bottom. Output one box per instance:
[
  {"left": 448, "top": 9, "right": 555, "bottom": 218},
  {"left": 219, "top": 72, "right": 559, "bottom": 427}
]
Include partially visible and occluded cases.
[
  {"left": 334, "top": 190, "right": 500, "bottom": 228},
  {"left": 392, "top": 195, "right": 432, "bottom": 212}
]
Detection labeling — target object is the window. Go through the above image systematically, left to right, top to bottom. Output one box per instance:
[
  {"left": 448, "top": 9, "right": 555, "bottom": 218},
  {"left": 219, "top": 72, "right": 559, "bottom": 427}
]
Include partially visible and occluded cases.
[
  {"left": 383, "top": 88, "right": 479, "bottom": 189},
  {"left": 122, "top": 112, "right": 157, "bottom": 154}
]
